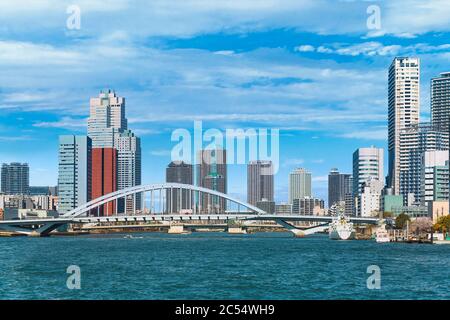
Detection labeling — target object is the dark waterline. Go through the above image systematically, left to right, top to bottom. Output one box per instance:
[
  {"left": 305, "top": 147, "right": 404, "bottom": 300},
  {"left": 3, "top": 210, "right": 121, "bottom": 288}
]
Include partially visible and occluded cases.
[{"left": 1, "top": 232, "right": 449, "bottom": 300}]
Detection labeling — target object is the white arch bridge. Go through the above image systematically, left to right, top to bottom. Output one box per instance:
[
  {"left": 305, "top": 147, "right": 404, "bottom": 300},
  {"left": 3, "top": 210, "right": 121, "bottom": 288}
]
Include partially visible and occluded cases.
[{"left": 0, "top": 183, "right": 380, "bottom": 236}]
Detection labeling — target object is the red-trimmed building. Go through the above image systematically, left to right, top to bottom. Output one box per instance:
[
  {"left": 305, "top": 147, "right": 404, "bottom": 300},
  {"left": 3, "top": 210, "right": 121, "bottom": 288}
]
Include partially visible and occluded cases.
[{"left": 91, "top": 148, "right": 117, "bottom": 216}]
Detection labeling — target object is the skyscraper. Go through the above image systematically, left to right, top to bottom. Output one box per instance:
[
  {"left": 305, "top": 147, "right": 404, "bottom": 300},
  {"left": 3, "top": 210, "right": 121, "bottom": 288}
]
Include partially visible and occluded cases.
[
  {"left": 387, "top": 57, "right": 420, "bottom": 194},
  {"left": 431, "top": 72, "right": 450, "bottom": 131},
  {"left": 87, "top": 89, "right": 141, "bottom": 214},
  {"left": 88, "top": 89, "right": 127, "bottom": 148},
  {"left": 399, "top": 123, "right": 448, "bottom": 203},
  {"left": 115, "top": 130, "right": 142, "bottom": 213},
  {"left": 57, "top": 136, "right": 91, "bottom": 214},
  {"left": 353, "top": 147, "right": 384, "bottom": 196},
  {"left": 91, "top": 148, "right": 117, "bottom": 216},
  {"left": 197, "top": 149, "right": 227, "bottom": 213},
  {"left": 247, "top": 160, "right": 274, "bottom": 206},
  {"left": 166, "top": 161, "right": 193, "bottom": 213},
  {"left": 1, "top": 163, "right": 29, "bottom": 195},
  {"left": 288, "top": 168, "right": 312, "bottom": 204},
  {"left": 327, "top": 168, "right": 352, "bottom": 209}
]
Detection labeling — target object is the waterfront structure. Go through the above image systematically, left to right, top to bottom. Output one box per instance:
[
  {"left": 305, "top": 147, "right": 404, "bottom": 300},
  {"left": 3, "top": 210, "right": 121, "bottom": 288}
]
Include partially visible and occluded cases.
[
  {"left": 387, "top": 57, "right": 420, "bottom": 195},
  {"left": 431, "top": 72, "right": 450, "bottom": 131},
  {"left": 399, "top": 123, "right": 448, "bottom": 204},
  {"left": 58, "top": 136, "right": 92, "bottom": 214},
  {"left": 352, "top": 147, "right": 384, "bottom": 196},
  {"left": 91, "top": 148, "right": 117, "bottom": 216},
  {"left": 197, "top": 149, "right": 227, "bottom": 212},
  {"left": 421, "top": 150, "right": 449, "bottom": 203},
  {"left": 247, "top": 160, "right": 274, "bottom": 206},
  {"left": 166, "top": 161, "right": 193, "bottom": 213},
  {"left": 1, "top": 163, "right": 29, "bottom": 195},
  {"left": 288, "top": 168, "right": 312, "bottom": 204},
  {"left": 328, "top": 168, "right": 352, "bottom": 209},
  {"left": 357, "top": 178, "right": 383, "bottom": 217},
  {"left": 292, "top": 197, "right": 324, "bottom": 215},
  {"left": 256, "top": 199, "right": 275, "bottom": 214}
]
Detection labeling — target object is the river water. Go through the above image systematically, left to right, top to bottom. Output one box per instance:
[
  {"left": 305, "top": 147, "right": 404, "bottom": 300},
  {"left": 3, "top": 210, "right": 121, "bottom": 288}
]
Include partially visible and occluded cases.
[{"left": 1, "top": 232, "right": 449, "bottom": 299}]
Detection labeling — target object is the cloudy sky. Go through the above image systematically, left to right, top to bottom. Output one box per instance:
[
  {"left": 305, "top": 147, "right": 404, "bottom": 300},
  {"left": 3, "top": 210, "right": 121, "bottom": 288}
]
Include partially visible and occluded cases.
[{"left": 1, "top": 0, "right": 450, "bottom": 204}]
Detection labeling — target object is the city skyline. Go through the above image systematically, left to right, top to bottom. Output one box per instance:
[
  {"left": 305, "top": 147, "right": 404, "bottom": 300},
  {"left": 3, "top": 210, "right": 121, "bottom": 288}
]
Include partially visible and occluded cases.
[{"left": 2, "top": 2, "right": 450, "bottom": 205}]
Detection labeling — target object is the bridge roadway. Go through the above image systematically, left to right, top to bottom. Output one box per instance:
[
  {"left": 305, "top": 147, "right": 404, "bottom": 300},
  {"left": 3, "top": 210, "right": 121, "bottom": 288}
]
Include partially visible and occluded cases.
[{"left": 0, "top": 213, "right": 381, "bottom": 236}]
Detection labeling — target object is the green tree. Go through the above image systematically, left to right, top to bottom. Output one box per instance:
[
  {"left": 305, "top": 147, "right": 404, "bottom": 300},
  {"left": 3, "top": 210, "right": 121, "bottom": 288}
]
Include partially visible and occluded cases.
[
  {"left": 395, "top": 213, "right": 410, "bottom": 229},
  {"left": 433, "top": 215, "right": 450, "bottom": 235}
]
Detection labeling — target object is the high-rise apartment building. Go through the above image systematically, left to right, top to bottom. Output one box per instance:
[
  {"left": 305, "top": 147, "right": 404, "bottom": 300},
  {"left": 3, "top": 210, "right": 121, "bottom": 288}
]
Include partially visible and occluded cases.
[
  {"left": 387, "top": 57, "right": 420, "bottom": 194},
  {"left": 431, "top": 72, "right": 450, "bottom": 130},
  {"left": 399, "top": 123, "right": 448, "bottom": 203},
  {"left": 115, "top": 130, "right": 142, "bottom": 212},
  {"left": 57, "top": 136, "right": 91, "bottom": 214},
  {"left": 353, "top": 147, "right": 384, "bottom": 196},
  {"left": 197, "top": 149, "right": 227, "bottom": 213},
  {"left": 422, "top": 150, "right": 449, "bottom": 203},
  {"left": 247, "top": 160, "right": 274, "bottom": 206},
  {"left": 166, "top": 161, "right": 193, "bottom": 213},
  {"left": 1, "top": 163, "right": 29, "bottom": 195},
  {"left": 288, "top": 168, "right": 312, "bottom": 204},
  {"left": 328, "top": 168, "right": 352, "bottom": 209}
]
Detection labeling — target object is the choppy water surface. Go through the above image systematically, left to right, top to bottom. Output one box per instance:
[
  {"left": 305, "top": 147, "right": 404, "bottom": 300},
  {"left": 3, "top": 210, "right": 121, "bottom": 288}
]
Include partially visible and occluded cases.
[{"left": 1, "top": 232, "right": 449, "bottom": 299}]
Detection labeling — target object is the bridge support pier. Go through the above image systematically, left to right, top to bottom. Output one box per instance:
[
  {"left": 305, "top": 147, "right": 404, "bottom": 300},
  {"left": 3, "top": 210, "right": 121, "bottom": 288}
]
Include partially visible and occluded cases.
[{"left": 168, "top": 225, "right": 185, "bottom": 234}]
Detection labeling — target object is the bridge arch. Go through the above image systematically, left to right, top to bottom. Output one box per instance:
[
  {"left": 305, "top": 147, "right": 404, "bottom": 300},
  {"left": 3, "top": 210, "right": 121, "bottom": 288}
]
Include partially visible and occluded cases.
[{"left": 62, "top": 183, "right": 266, "bottom": 218}]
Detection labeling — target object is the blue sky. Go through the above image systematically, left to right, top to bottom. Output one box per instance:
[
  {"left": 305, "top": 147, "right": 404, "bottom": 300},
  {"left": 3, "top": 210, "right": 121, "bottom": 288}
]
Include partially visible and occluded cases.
[{"left": 1, "top": 0, "right": 450, "bottom": 204}]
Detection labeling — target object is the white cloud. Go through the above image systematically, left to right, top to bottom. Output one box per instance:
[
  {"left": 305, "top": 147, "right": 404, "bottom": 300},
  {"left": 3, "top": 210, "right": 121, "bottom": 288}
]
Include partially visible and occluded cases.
[
  {"left": 294, "top": 45, "right": 315, "bottom": 52},
  {"left": 33, "top": 117, "right": 87, "bottom": 129}
]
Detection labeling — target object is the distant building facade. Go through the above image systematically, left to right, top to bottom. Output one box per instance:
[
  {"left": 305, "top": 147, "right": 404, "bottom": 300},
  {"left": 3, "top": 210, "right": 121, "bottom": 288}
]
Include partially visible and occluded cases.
[
  {"left": 387, "top": 57, "right": 420, "bottom": 195},
  {"left": 431, "top": 72, "right": 450, "bottom": 131},
  {"left": 399, "top": 123, "right": 448, "bottom": 204},
  {"left": 58, "top": 135, "right": 91, "bottom": 214},
  {"left": 353, "top": 147, "right": 384, "bottom": 196},
  {"left": 197, "top": 149, "right": 227, "bottom": 213},
  {"left": 421, "top": 150, "right": 449, "bottom": 203},
  {"left": 247, "top": 160, "right": 274, "bottom": 206},
  {"left": 166, "top": 161, "right": 193, "bottom": 213},
  {"left": 1, "top": 163, "right": 29, "bottom": 195},
  {"left": 288, "top": 168, "right": 312, "bottom": 204},
  {"left": 328, "top": 168, "right": 352, "bottom": 209},
  {"left": 292, "top": 197, "right": 324, "bottom": 215}
]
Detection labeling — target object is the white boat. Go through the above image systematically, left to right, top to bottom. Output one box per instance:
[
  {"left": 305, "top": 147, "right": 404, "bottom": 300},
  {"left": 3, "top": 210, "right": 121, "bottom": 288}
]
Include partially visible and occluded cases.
[
  {"left": 329, "top": 214, "right": 355, "bottom": 240},
  {"left": 375, "top": 224, "right": 390, "bottom": 243}
]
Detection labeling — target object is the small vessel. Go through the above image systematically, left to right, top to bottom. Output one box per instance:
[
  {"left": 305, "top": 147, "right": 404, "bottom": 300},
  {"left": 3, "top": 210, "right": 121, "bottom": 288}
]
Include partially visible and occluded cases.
[
  {"left": 329, "top": 214, "right": 355, "bottom": 240},
  {"left": 375, "top": 224, "right": 390, "bottom": 243}
]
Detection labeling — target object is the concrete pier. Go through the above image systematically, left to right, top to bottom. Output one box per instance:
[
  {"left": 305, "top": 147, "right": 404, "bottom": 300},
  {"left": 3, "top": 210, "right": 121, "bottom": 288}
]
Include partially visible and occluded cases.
[{"left": 228, "top": 227, "right": 247, "bottom": 234}]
